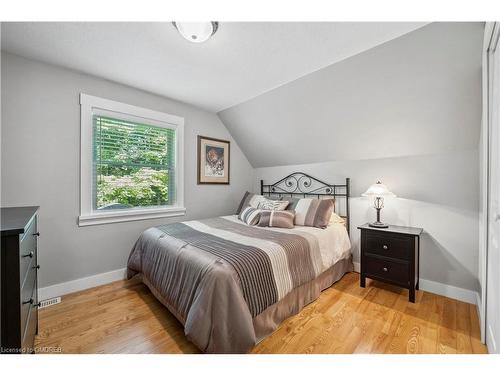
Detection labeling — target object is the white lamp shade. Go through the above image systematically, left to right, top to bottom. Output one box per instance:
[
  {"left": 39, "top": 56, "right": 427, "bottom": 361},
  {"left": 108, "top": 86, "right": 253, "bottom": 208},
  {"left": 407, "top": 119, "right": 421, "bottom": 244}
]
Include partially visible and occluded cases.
[
  {"left": 173, "top": 22, "right": 218, "bottom": 43},
  {"left": 362, "top": 181, "right": 396, "bottom": 197}
]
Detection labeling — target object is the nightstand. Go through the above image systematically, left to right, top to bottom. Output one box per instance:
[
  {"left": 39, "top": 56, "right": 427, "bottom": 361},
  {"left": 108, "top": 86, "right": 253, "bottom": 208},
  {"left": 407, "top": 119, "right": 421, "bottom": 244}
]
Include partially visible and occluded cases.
[{"left": 358, "top": 223, "right": 423, "bottom": 303}]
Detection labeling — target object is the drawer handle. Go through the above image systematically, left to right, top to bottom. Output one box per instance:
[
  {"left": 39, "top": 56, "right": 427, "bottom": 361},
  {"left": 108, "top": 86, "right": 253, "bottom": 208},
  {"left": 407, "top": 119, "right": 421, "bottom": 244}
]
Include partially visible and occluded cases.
[
  {"left": 33, "top": 232, "right": 40, "bottom": 237},
  {"left": 382, "top": 245, "right": 388, "bottom": 250},
  {"left": 22, "top": 251, "right": 34, "bottom": 258},
  {"left": 382, "top": 267, "right": 388, "bottom": 272},
  {"left": 22, "top": 298, "right": 34, "bottom": 305}
]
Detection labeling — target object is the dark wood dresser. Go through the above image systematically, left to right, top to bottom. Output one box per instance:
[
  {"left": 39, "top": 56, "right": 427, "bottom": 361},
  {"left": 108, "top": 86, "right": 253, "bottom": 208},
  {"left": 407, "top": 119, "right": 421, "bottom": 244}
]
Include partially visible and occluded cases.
[
  {"left": 1, "top": 206, "right": 40, "bottom": 354},
  {"left": 358, "top": 223, "right": 423, "bottom": 303}
]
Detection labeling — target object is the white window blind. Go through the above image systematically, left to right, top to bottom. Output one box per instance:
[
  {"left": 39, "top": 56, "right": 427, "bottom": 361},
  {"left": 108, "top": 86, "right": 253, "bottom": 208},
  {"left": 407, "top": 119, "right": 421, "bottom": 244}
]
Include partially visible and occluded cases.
[{"left": 92, "top": 114, "right": 177, "bottom": 210}]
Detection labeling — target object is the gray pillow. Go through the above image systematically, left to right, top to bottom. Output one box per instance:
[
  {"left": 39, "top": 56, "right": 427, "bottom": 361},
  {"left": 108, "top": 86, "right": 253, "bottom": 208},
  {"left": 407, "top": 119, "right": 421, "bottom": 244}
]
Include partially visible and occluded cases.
[
  {"left": 236, "top": 192, "right": 265, "bottom": 215},
  {"left": 284, "top": 197, "right": 301, "bottom": 210}
]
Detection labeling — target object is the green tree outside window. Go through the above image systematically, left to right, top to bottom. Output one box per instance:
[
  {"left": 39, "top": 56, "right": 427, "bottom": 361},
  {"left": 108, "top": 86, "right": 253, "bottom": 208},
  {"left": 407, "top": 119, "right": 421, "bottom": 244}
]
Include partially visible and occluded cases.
[{"left": 93, "top": 116, "right": 176, "bottom": 210}]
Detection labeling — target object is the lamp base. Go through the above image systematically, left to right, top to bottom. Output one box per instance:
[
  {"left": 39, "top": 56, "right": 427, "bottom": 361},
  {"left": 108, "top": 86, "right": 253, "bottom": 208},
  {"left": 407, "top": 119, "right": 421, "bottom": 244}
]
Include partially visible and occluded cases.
[
  {"left": 370, "top": 205, "right": 389, "bottom": 228},
  {"left": 369, "top": 221, "right": 389, "bottom": 228}
]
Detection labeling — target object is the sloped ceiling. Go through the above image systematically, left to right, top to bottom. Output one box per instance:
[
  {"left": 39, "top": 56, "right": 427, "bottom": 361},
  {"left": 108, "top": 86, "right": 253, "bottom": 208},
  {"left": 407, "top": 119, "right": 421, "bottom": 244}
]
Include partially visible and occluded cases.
[
  {"left": 1, "top": 22, "right": 426, "bottom": 112},
  {"left": 218, "top": 22, "right": 484, "bottom": 168}
]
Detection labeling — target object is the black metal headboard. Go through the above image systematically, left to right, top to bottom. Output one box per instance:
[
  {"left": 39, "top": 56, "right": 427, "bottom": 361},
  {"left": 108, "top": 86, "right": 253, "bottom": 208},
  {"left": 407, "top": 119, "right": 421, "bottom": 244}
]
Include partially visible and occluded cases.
[{"left": 260, "top": 172, "right": 351, "bottom": 236}]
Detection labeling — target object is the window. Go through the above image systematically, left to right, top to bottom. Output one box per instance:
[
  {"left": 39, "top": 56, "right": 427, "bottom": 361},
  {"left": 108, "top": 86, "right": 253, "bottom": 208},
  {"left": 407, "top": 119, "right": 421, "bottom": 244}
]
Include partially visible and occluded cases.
[
  {"left": 79, "top": 94, "right": 185, "bottom": 226},
  {"left": 93, "top": 115, "right": 176, "bottom": 210}
]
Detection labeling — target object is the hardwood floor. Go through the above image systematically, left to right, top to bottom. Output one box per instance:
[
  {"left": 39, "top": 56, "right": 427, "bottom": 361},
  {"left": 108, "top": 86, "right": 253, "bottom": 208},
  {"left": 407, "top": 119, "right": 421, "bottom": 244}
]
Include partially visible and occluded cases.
[{"left": 34, "top": 272, "right": 487, "bottom": 354}]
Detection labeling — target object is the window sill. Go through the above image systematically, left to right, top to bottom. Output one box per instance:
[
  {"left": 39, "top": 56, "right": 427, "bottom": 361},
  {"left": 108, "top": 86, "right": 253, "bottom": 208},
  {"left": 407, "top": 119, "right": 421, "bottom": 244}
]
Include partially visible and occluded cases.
[{"left": 78, "top": 206, "right": 186, "bottom": 227}]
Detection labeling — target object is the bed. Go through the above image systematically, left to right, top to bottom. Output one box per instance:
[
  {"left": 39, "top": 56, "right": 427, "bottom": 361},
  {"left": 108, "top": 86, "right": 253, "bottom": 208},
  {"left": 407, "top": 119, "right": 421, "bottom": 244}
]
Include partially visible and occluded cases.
[{"left": 127, "top": 173, "right": 352, "bottom": 353}]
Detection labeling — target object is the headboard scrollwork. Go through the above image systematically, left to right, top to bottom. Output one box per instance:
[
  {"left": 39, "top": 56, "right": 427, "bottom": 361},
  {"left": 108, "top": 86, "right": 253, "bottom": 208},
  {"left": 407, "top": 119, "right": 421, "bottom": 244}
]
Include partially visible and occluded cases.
[{"left": 260, "top": 172, "right": 351, "bottom": 236}]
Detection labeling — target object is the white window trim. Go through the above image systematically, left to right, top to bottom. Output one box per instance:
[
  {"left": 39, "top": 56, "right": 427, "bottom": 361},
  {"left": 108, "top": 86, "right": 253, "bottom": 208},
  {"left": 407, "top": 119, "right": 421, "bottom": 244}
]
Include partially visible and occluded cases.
[{"left": 79, "top": 93, "right": 185, "bottom": 226}]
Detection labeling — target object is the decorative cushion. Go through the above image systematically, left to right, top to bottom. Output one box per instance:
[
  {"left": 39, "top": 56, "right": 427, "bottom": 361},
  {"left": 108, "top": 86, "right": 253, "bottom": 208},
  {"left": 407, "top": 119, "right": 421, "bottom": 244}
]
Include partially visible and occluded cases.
[
  {"left": 236, "top": 192, "right": 267, "bottom": 215},
  {"left": 284, "top": 197, "right": 300, "bottom": 210},
  {"left": 257, "top": 198, "right": 289, "bottom": 211},
  {"left": 287, "top": 198, "right": 343, "bottom": 226},
  {"left": 293, "top": 198, "right": 335, "bottom": 228},
  {"left": 238, "top": 206, "right": 262, "bottom": 226},
  {"left": 257, "top": 210, "right": 295, "bottom": 229},
  {"left": 329, "top": 212, "right": 346, "bottom": 226}
]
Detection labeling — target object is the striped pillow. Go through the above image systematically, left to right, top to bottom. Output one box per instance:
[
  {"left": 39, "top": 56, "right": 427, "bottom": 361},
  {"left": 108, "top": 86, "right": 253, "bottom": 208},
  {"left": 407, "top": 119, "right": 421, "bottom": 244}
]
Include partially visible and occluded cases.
[
  {"left": 236, "top": 192, "right": 267, "bottom": 215},
  {"left": 257, "top": 198, "right": 289, "bottom": 211},
  {"left": 293, "top": 198, "right": 335, "bottom": 228},
  {"left": 238, "top": 206, "right": 262, "bottom": 226},
  {"left": 257, "top": 210, "right": 295, "bottom": 229}
]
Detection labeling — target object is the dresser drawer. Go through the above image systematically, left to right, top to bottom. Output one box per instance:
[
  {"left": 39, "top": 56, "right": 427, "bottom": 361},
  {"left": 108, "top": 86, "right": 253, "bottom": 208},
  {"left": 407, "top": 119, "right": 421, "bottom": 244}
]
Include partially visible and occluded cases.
[
  {"left": 1, "top": 207, "right": 40, "bottom": 353},
  {"left": 20, "top": 216, "right": 37, "bottom": 284},
  {"left": 364, "top": 231, "right": 411, "bottom": 261},
  {"left": 363, "top": 255, "right": 409, "bottom": 286},
  {"left": 20, "top": 265, "right": 37, "bottom": 337},
  {"left": 22, "top": 303, "right": 38, "bottom": 354}
]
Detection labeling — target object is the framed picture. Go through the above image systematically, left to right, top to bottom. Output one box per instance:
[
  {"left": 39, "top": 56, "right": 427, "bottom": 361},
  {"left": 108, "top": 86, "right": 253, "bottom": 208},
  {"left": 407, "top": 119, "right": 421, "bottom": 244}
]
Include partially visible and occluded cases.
[{"left": 197, "top": 135, "right": 230, "bottom": 184}]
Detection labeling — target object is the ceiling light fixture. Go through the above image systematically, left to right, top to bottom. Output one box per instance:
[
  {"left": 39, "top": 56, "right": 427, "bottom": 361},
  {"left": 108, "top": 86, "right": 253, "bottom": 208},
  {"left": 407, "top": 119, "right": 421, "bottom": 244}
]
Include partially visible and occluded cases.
[{"left": 172, "top": 22, "right": 219, "bottom": 43}]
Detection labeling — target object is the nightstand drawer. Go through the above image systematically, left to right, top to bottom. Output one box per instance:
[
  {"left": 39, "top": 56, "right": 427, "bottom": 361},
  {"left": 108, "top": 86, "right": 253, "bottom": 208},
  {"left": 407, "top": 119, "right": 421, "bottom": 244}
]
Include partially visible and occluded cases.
[
  {"left": 364, "top": 232, "right": 411, "bottom": 261},
  {"left": 364, "top": 255, "right": 409, "bottom": 286}
]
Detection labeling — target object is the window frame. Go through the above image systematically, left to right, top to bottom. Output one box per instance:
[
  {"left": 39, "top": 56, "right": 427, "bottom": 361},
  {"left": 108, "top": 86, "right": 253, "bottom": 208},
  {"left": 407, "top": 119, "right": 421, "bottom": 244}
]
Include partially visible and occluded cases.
[{"left": 79, "top": 93, "right": 185, "bottom": 226}]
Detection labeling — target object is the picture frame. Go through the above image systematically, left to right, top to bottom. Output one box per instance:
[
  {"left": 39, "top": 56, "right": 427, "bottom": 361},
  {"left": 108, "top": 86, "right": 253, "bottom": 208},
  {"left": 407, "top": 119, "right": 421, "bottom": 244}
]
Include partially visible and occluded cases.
[{"left": 197, "top": 135, "right": 230, "bottom": 184}]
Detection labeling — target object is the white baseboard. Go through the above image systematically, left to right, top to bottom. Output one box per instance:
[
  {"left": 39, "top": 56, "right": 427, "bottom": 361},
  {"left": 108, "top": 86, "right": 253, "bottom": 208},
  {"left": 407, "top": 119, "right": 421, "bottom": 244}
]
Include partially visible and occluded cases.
[
  {"left": 351, "top": 261, "right": 476, "bottom": 304},
  {"left": 353, "top": 261, "right": 360, "bottom": 273},
  {"left": 39, "top": 262, "right": 477, "bottom": 307},
  {"left": 38, "top": 268, "right": 127, "bottom": 301},
  {"left": 418, "top": 279, "right": 477, "bottom": 304},
  {"left": 475, "top": 291, "right": 485, "bottom": 343},
  {"left": 476, "top": 291, "right": 482, "bottom": 315},
  {"left": 488, "top": 324, "right": 497, "bottom": 353}
]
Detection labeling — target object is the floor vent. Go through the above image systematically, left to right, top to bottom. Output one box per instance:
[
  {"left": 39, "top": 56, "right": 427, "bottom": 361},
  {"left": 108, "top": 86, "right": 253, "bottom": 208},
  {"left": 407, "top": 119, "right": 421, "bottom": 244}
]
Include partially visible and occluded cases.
[{"left": 39, "top": 297, "right": 61, "bottom": 309}]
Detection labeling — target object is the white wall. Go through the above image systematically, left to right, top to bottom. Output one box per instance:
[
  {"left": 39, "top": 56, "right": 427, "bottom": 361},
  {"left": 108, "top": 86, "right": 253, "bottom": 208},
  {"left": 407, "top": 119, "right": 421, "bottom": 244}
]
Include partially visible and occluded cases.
[
  {"left": 219, "top": 22, "right": 484, "bottom": 296},
  {"left": 218, "top": 23, "right": 483, "bottom": 168},
  {"left": 0, "top": 52, "right": 254, "bottom": 288},
  {"left": 254, "top": 149, "right": 480, "bottom": 293}
]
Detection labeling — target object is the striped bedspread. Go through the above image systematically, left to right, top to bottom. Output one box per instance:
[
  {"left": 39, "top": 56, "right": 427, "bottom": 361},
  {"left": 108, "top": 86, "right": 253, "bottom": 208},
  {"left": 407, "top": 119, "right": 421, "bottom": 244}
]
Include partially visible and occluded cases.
[{"left": 127, "top": 216, "right": 348, "bottom": 353}]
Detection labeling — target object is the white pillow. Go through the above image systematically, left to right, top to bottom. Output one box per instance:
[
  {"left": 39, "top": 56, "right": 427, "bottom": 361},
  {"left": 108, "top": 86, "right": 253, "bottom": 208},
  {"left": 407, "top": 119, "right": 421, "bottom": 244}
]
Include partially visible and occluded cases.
[
  {"left": 236, "top": 192, "right": 267, "bottom": 214},
  {"left": 257, "top": 198, "right": 289, "bottom": 211},
  {"left": 329, "top": 212, "right": 346, "bottom": 226}
]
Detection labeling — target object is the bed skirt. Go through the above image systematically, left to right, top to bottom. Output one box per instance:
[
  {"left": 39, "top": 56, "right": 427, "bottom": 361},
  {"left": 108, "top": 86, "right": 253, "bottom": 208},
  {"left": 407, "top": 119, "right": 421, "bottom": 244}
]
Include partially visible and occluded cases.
[
  {"left": 140, "top": 255, "right": 353, "bottom": 353},
  {"left": 253, "top": 255, "right": 353, "bottom": 344}
]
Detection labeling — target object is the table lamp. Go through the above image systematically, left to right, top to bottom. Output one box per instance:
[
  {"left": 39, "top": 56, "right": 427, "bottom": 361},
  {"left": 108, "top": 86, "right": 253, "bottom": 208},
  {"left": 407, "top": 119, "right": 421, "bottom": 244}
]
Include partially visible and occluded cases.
[{"left": 362, "top": 181, "right": 396, "bottom": 228}]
